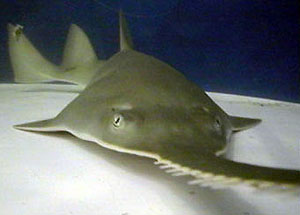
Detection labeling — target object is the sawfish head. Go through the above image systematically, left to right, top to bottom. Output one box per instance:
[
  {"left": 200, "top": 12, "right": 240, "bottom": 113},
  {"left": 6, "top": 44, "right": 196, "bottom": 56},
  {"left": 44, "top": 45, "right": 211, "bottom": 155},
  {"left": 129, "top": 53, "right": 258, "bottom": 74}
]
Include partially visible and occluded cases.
[
  {"left": 14, "top": 96, "right": 259, "bottom": 160},
  {"left": 93, "top": 104, "right": 229, "bottom": 154}
]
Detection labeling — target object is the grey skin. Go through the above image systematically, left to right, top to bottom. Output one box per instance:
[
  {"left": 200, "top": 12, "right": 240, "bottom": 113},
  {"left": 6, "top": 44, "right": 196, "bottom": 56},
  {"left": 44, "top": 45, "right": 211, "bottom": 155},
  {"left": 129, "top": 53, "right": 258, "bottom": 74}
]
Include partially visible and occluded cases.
[{"left": 13, "top": 12, "right": 299, "bottom": 189}]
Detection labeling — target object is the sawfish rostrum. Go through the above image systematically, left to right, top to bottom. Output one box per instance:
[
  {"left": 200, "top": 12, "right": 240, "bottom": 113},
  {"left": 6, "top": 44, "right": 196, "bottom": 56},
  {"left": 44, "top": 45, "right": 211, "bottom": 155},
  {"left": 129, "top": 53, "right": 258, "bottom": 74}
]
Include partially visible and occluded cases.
[{"left": 10, "top": 12, "right": 300, "bottom": 190}]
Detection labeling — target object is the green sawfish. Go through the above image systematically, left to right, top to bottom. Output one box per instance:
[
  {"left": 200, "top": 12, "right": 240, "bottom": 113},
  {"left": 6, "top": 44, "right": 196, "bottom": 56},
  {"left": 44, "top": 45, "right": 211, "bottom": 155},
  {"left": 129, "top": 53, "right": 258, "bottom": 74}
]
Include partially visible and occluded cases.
[{"left": 8, "top": 12, "right": 299, "bottom": 190}]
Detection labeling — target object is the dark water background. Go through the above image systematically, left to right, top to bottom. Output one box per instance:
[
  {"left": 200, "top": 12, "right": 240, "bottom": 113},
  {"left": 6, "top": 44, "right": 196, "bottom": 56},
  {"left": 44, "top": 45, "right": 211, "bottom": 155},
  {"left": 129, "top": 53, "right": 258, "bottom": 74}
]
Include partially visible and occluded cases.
[{"left": 0, "top": 0, "right": 299, "bottom": 102}]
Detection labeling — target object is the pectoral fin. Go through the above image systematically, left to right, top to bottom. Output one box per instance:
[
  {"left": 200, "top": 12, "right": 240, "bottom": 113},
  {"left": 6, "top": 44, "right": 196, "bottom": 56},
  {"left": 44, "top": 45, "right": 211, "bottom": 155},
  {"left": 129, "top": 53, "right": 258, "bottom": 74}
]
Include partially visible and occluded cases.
[
  {"left": 229, "top": 115, "right": 262, "bottom": 131},
  {"left": 14, "top": 118, "right": 64, "bottom": 132}
]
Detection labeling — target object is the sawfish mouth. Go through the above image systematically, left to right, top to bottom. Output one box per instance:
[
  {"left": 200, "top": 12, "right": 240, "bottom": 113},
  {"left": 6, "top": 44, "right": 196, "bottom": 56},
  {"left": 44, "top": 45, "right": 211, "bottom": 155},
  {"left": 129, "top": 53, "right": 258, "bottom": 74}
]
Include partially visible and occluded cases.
[{"left": 65, "top": 127, "right": 163, "bottom": 162}]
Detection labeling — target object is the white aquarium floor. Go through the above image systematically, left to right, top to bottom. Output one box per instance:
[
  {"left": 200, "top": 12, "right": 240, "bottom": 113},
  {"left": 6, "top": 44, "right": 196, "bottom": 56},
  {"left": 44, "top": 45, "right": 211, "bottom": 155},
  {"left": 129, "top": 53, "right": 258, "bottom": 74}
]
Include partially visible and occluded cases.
[{"left": 0, "top": 84, "right": 299, "bottom": 215}]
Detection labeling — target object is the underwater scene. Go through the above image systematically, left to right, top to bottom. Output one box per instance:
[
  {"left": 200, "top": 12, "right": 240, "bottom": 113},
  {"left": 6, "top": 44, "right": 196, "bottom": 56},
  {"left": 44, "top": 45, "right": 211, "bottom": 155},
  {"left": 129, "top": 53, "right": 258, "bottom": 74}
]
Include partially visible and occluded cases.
[
  {"left": 0, "top": 0, "right": 299, "bottom": 102},
  {"left": 0, "top": 1, "right": 299, "bottom": 215}
]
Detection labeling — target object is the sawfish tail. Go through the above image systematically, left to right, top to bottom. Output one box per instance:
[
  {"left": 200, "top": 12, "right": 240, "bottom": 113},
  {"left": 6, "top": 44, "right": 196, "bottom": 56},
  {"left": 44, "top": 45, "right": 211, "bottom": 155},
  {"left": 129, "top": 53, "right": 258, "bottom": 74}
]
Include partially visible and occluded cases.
[
  {"left": 7, "top": 23, "right": 102, "bottom": 86},
  {"left": 7, "top": 23, "right": 61, "bottom": 83}
]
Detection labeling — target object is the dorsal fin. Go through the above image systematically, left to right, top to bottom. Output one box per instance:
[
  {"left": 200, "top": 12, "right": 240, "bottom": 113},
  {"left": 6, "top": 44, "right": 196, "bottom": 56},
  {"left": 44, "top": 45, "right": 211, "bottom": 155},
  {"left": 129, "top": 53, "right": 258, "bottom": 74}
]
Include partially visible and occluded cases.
[
  {"left": 119, "top": 10, "right": 134, "bottom": 51},
  {"left": 62, "top": 24, "right": 97, "bottom": 69}
]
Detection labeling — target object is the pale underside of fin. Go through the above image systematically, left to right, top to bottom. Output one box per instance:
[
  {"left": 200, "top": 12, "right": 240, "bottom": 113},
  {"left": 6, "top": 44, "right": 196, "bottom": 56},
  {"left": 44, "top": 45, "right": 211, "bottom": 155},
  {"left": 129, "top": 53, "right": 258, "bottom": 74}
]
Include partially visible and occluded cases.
[
  {"left": 7, "top": 23, "right": 104, "bottom": 87},
  {"left": 229, "top": 115, "right": 262, "bottom": 131},
  {"left": 14, "top": 119, "right": 299, "bottom": 191}
]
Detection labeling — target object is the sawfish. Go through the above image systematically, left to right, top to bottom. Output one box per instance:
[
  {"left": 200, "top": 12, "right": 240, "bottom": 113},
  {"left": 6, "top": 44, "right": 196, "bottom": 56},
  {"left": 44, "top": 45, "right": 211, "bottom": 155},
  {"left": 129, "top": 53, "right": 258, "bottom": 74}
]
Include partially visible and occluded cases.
[{"left": 8, "top": 12, "right": 299, "bottom": 190}]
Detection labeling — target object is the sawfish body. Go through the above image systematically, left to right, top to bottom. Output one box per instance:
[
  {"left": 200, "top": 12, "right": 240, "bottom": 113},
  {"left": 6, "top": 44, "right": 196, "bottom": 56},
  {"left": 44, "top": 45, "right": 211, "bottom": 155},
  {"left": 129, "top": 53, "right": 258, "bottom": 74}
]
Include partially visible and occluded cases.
[
  {"left": 10, "top": 12, "right": 300, "bottom": 190},
  {"left": 54, "top": 49, "right": 232, "bottom": 156}
]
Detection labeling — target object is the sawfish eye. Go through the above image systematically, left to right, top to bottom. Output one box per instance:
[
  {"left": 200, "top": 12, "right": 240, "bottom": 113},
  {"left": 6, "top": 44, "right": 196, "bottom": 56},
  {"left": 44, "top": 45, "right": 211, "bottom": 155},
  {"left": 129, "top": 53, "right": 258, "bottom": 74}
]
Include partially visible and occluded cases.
[
  {"left": 113, "top": 114, "right": 123, "bottom": 128},
  {"left": 215, "top": 116, "right": 221, "bottom": 129}
]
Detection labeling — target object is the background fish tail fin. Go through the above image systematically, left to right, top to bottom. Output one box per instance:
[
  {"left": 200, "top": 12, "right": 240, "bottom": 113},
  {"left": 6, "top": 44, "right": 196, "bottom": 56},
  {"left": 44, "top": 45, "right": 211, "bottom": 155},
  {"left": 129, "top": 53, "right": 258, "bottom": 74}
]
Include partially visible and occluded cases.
[
  {"left": 7, "top": 24, "right": 63, "bottom": 84},
  {"left": 8, "top": 24, "right": 103, "bottom": 87},
  {"left": 59, "top": 24, "right": 106, "bottom": 86},
  {"left": 62, "top": 24, "right": 98, "bottom": 69}
]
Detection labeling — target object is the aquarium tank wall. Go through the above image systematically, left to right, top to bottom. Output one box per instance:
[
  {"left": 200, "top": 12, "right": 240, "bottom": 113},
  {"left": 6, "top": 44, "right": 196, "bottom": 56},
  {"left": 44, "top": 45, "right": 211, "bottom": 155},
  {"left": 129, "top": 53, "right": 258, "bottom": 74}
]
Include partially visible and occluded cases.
[{"left": 0, "top": 0, "right": 299, "bottom": 102}]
